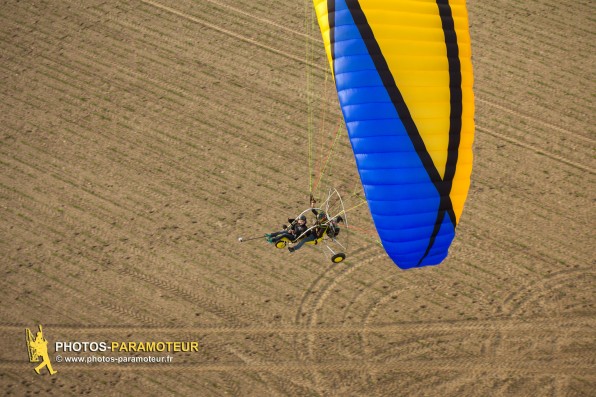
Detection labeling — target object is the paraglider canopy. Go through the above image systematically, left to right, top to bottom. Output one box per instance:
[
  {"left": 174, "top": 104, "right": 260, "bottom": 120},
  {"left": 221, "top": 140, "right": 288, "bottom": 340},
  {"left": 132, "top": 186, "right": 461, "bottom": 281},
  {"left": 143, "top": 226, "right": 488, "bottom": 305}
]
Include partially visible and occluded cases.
[{"left": 311, "top": 0, "right": 475, "bottom": 269}]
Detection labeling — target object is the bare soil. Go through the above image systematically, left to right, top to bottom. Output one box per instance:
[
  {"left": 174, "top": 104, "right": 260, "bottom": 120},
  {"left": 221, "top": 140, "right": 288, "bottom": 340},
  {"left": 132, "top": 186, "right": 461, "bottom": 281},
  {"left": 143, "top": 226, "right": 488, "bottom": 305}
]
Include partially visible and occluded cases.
[{"left": 1, "top": 0, "right": 594, "bottom": 396}]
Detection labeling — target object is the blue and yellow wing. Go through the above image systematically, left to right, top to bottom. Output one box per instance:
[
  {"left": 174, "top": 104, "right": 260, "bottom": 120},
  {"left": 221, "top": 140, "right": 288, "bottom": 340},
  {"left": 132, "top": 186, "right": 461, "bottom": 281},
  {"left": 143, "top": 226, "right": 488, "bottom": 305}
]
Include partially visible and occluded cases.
[{"left": 313, "top": 0, "right": 475, "bottom": 268}]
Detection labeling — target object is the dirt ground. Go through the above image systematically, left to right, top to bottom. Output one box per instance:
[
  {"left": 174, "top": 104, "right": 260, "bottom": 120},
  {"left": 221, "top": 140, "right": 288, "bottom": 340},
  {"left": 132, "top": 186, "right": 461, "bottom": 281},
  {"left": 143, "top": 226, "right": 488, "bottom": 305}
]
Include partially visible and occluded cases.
[{"left": 1, "top": 0, "right": 594, "bottom": 396}]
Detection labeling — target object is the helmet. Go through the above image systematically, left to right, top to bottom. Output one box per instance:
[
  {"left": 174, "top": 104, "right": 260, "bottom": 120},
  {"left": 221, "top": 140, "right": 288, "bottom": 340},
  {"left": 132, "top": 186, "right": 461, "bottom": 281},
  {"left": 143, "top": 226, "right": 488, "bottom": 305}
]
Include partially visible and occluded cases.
[
  {"left": 317, "top": 212, "right": 328, "bottom": 221},
  {"left": 298, "top": 215, "right": 307, "bottom": 221}
]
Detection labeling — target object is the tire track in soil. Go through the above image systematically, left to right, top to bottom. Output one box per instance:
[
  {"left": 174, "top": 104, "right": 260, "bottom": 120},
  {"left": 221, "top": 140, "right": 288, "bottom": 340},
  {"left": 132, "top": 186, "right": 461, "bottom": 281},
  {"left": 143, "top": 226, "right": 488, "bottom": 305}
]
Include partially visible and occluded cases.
[
  {"left": 7, "top": 0, "right": 589, "bottom": 171},
  {"left": 12, "top": 0, "right": 588, "bottom": 270},
  {"left": 64, "top": 0, "right": 316, "bottom": 99},
  {"left": 138, "top": 0, "right": 323, "bottom": 71},
  {"left": 199, "top": 0, "right": 316, "bottom": 41},
  {"left": 131, "top": 1, "right": 593, "bottom": 175},
  {"left": 96, "top": 2, "right": 592, "bottom": 322},
  {"left": 4, "top": 4, "right": 310, "bottom": 142},
  {"left": 2, "top": 10, "right": 318, "bottom": 206},
  {"left": 1, "top": 91, "right": 285, "bottom": 226},
  {"left": 3, "top": 94, "right": 302, "bottom": 318},
  {"left": 476, "top": 97, "right": 594, "bottom": 144},
  {"left": 3, "top": 124, "right": 344, "bottom": 372},
  {"left": 476, "top": 126, "right": 593, "bottom": 174},
  {"left": 3, "top": 146, "right": 358, "bottom": 392},
  {"left": 2, "top": 156, "right": 269, "bottom": 325},
  {"left": 3, "top": 198, "right": 253, "bottom": 330},
  {"left": 1, "top": 204, "right": 163, "bottom": 326},
  {"left": 470, "top": 206, "right": 588, "bottom": 272},
  {"left": 294, "top": 243, "right": 381, "bottom": 319},
  {"left": 292, "top": 244, "right": 377, "bottom": 327},
  {"left": 294, "top": 249, "right": 397, "bottom": 394},
  {"left": 353, "top": 258, "right": 510, "bottom": 364},
  {"left": 291, "top": 263, "right": 348, "bottom": 391},
  {"left": 14, "top": 265, "right": 161, "bottom": 326},
  {"left": 356, "top": 265, "right": 593, "bottom": 365},
  {"left": 114, "top": 267, "right": 258, "bottom": 326},
  {"left": 502, "top": 268, "right": 594, "bottom": 317},
  {"left": 359, "top": 284, "right": 421, "bottom": 363},
  {"left": 359, "top": 291, "right": 479, "bottom": 366},
  {"left": 0, "top": 313, "right": 592, "bottom": 335},
  {"left": 360, "top": 327, "right": 593, "bottom": 373},
  {"left": 223, "top": 346, "right": 281, "bottom": 396},
  {"left": 225, "top": 346, "right": 314, "bottom": 397},
  {"left": 1, "top": 357, "right": 593, "bottom": 376}
]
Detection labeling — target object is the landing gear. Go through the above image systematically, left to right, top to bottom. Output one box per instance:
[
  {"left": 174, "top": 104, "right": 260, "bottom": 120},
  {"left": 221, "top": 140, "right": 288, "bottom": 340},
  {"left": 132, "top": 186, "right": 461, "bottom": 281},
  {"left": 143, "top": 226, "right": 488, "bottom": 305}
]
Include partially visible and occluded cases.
[{"left": 275, "top": 240, "right": 287, "bottom": 249}]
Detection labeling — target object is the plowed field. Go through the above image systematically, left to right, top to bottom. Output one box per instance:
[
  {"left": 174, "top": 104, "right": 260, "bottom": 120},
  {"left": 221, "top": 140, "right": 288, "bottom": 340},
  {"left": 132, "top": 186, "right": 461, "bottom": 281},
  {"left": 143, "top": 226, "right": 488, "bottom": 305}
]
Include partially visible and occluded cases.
[{"left": 1, "top": 1, "right": 594, "bottom": 396}]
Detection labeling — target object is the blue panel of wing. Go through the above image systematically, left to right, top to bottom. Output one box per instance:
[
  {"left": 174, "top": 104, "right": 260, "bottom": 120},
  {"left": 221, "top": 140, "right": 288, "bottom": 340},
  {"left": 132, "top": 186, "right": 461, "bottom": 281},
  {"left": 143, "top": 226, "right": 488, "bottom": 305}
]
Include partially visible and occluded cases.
[{"left": 331, "top": 0, "right": 455, "bottom": 268}]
